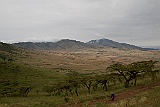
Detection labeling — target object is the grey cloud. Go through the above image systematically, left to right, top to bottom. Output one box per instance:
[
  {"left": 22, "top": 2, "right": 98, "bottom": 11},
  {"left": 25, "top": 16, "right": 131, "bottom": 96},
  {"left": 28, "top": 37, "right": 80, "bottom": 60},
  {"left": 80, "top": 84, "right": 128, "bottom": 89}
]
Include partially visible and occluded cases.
[{"left": 0, "top": 0, "right": 160, "bottom": 46}]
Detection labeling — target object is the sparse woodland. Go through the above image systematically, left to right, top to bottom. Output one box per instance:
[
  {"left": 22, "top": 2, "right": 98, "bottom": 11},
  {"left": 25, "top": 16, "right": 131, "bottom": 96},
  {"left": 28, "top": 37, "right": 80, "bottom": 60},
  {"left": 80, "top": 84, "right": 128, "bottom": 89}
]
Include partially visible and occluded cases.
[{"left": 0, "top": 42, "right": 160, "bottom": 107}]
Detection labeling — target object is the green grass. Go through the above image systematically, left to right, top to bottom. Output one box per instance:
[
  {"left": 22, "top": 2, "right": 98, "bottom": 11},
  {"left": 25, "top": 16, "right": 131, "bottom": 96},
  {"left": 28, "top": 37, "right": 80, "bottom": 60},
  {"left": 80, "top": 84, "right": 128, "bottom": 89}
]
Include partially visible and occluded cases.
[
  {"left": 0, "top": 48, "right": 160, "bottom": 107},
  {"left": 107, "top": 85, "right": 160, "bottom": 107},
  {"left": 0, "top": 96, "right": 65, "bottom": 107}
]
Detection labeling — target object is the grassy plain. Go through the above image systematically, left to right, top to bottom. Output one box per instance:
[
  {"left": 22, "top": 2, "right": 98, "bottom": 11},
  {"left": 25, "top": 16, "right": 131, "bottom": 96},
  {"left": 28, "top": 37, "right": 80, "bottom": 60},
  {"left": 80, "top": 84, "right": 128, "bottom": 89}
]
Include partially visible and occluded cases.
[
  {"left": 0, "top": 47, "right": 160, "bottom": 107},
  {"left": 17, "top": 48, "right": 160, "bottom": 73}
]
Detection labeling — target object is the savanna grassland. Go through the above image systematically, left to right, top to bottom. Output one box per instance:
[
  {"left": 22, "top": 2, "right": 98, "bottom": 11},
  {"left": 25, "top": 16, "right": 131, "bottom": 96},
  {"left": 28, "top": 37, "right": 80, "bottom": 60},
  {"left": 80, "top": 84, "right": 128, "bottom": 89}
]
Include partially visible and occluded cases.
[
  {"left": 0, "top": 45, "right": 160, "bottom": 107},
  {"left": 18, "top": 48, "right": 160, "bottom": 72}
]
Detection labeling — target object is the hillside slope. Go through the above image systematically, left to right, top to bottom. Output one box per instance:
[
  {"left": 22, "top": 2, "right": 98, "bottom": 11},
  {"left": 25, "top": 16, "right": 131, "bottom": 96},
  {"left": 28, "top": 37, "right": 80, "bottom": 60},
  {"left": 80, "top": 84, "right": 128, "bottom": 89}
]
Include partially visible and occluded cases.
[
  {"left": 14, "top": 38, "right": 156, "bottom": 51},
  {"left": 87, "top": 38, "right": 145, "bottom": 50},
  {"left": 14, "top": 39, "right": 97, "bottom": 51},
  {"left": 0, "top": 42, "right": 17, "bottom": 52},
  {"left": 0, "top": 42, "right": 19, "bottom": 60}
]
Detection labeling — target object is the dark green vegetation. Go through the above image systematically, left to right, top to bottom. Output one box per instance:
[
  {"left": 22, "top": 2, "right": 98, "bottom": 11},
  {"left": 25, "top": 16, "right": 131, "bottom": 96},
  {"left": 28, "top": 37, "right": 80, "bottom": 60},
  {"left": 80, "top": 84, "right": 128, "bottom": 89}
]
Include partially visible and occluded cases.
[
  {"left": 0, "top": 42, "right": 160, "bottom": 107},
  {"left": 0, "top": 42, "right": 17, "bottom": 61},
  {"left": 0, "top": 42, "right": 17, "bottom": 53},
  {"left": 107, "top": 60, "right": 159, "bottom": 87}
]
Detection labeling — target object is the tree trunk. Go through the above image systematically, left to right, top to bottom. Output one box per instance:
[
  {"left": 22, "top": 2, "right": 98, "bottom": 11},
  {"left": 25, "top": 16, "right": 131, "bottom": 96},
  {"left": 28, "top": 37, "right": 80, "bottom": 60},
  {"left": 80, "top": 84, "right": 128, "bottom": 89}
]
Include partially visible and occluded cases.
[
  {"left": 134, "top": 76, "right": 137, "bottom": 86},
  {"left": 125, "top": 80, "right": 130, "bottom": 88},
  {"left": 75, "top": 87, "right": 78, "bottom": 96}
]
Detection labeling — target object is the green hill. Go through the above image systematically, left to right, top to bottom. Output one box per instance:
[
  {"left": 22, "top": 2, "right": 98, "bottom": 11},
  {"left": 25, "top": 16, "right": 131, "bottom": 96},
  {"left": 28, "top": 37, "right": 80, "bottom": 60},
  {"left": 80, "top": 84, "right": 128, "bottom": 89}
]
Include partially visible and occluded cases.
[
  {"left": 0, "top": 41, "right": 160, "bottom": 107},
  {"left": 0, "top": 42, "right": 17, "bottom": 52},
  {"left": 0, "top": 42, "right": 18, "bottom": 61}
]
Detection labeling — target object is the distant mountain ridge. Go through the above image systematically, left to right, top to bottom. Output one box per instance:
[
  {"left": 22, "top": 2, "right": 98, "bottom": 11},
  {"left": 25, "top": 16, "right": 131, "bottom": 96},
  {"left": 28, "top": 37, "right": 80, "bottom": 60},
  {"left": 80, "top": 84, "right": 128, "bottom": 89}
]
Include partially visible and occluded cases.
[
  {"left": 87, "top": 38, "right": 144, "bottom": 50},
  {"left": 13, "top": 39, "right": 158, "bottom": 51},
  {"left": 14, "top": 39, "right": 96, "bottom": 51},
  {"left": 142, "top": 46, "right": 160, "bottom": 50}
]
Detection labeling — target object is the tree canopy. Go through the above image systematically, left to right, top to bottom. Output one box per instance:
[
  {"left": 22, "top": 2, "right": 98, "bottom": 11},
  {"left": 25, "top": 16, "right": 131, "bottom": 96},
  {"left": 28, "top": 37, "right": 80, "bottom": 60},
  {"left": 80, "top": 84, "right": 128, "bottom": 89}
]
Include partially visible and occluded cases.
[{"left": 107, "top": 60, "right": 159, "bottom": 87}]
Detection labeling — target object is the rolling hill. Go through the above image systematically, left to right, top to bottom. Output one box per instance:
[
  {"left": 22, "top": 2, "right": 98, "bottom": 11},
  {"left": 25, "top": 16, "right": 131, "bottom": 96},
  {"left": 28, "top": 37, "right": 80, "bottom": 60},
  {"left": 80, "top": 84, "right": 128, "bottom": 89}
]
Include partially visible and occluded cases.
[
  {"left": 13, "top": 38, "right": 156, "bottom": 51},
  {"left": 87, "top": 38, "right": 147, "bottom": 50},
  {"left": 0, "top": 39, "right": 160, "bottom": 107},
  {"left": 14, "top": 39, "right": 97, "bottom": 51},
  {"left": 0, "top": 42, "right": 17, "bottom": 52},
  {"left": 0, "top": 42, "right": 19, "bottom": 60}
]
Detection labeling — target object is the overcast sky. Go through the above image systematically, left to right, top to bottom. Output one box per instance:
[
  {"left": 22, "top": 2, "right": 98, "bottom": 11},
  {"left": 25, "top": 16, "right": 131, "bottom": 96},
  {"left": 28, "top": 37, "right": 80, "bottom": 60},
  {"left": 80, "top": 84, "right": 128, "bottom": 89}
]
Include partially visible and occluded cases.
[{"left": 0, "top": 0, "right": 160, "bottom": 46}]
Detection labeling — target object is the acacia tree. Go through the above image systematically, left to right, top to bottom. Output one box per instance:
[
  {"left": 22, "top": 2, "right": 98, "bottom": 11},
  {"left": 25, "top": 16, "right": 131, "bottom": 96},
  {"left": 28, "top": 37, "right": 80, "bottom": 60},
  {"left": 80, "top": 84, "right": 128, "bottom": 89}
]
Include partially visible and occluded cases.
[
  {"left": 107, "top": 60, "right": 159, "bottom": 87},
  {"left": 129, "top": 60, "right": 159, "bottom": 83},
  {"left": 139, "top": 60, "right": 159, "bottom": 82},
  {"left": 126, "top": 62, "right": 142, "bottom": 86},
  {"left": 107, "top": 63, "right": 132, "bottom": 87},
  {"left": 147, "top": 70, "right": 159, "bottom": 82},
  {"left": 66, "top": 71, "right": 82, "bottom": 96},
  {"left": 94, "top": 74, "right": 112, "bottom": 91},
  {"left": 80, "top": 76, "right": 94, "bottom": 94},
  {"left": 68, "top": 78, "right": 80, "bottom": 96},
  {"left": 42, "top": 85, "right": 54, "bottom": 96},
  {"left": 19, "top": 86, "right": 32, "bottom": 97}
]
